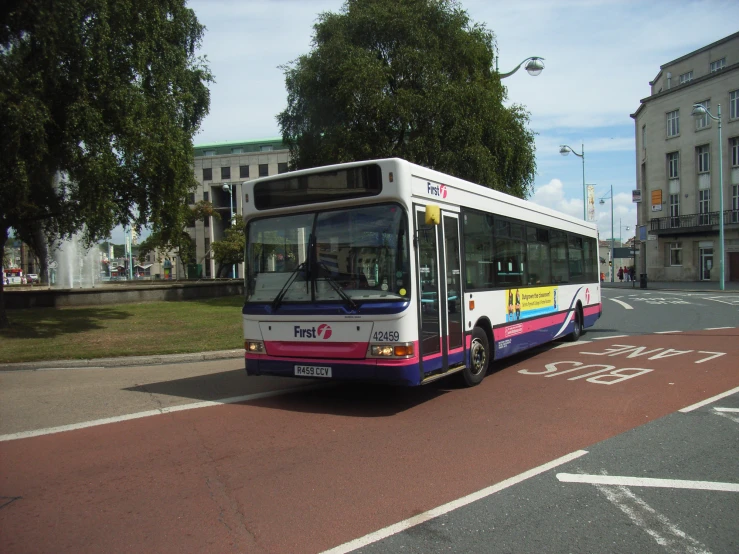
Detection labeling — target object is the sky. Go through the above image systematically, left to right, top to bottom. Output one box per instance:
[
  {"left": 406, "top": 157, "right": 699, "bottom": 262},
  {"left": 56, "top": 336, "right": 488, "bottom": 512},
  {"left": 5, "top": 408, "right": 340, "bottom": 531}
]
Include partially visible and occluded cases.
[{"left": 111, "top": 0, "right": 737, "bottom": 244}]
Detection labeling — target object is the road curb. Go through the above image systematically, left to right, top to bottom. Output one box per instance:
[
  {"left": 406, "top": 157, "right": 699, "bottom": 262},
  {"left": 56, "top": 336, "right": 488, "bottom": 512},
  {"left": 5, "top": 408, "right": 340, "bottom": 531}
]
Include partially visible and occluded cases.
[{"left": 0, "top": 349, "right": 244, "bottom": 372}]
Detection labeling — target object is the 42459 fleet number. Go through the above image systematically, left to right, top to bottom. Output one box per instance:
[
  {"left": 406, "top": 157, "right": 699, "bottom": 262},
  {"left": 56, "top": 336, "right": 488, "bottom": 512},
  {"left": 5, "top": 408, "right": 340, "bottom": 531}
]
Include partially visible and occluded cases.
[{"left": 373, "top": 330, "right": 400, "bottom": 342}]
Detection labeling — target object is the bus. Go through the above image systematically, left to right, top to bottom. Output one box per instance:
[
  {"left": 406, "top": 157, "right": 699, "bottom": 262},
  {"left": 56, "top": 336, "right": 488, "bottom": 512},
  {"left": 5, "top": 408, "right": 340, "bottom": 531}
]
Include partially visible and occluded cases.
[{"left": 242, "top": 158, "right": 601, "bottom": 387}]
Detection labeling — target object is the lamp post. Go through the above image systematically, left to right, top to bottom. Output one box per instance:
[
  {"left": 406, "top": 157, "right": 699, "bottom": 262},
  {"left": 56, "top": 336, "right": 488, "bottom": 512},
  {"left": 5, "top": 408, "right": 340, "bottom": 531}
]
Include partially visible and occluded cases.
[
  {"left": 498, "top": 56, "right": 545, "bottom": 79},
  {"left": 691, "top": 103, "right": 725, "bottom": 291},
  {"left": 560, "top": 143, "right": 586, "bottom": 221},
  {"left": 222, "top": 182, "right": 236, "bottom": 279},
  {"left": 599, "top": 185, "right": 615, "bottom": 282}
]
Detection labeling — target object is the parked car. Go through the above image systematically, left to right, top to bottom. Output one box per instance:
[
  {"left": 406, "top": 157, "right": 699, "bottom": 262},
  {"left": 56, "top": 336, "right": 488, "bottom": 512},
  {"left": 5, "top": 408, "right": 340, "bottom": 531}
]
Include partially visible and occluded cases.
[{"left": 27, "top": 273, "right": 39, "bottom": 283}]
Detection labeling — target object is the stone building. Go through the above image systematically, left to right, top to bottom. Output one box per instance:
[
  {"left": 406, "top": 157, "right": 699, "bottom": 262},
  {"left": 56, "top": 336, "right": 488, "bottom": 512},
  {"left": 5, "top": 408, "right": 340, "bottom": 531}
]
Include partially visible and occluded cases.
[
  {"left": 631, "top": 32, "right": 739, "bottom": 283},
  {"left": 189, "top": 138, "right": 290, "bottom": 278}
]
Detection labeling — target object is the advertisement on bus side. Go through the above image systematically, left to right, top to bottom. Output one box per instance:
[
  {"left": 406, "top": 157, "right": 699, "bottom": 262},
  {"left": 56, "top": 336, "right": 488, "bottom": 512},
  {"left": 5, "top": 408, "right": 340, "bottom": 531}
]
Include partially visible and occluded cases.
[{"left": 505, "top": 286, "right": 559, "bottom": 322}]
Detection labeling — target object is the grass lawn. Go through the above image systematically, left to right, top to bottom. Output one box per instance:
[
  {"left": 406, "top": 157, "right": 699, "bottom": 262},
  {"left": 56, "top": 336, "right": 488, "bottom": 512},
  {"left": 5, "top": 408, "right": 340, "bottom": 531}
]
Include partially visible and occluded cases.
[{"left": 0, "top": 296, "right": 245, "bottom": 364}]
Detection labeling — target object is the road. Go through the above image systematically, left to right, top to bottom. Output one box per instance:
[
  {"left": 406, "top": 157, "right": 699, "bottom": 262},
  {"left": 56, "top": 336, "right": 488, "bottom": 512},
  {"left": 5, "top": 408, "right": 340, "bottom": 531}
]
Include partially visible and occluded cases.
[{"left": 1, "top": 287, "right": 737, "bottom": 553}]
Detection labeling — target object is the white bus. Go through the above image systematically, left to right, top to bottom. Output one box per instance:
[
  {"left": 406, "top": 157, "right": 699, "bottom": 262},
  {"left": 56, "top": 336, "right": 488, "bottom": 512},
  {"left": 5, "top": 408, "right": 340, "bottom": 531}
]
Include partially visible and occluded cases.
[{"left": 242, "top": 158, "right": 601, "bottom": 387}]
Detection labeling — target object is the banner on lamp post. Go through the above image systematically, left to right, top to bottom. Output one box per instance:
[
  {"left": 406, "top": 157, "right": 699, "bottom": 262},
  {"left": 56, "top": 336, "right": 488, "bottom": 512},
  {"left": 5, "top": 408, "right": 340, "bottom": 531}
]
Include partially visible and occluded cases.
[{"left": 586, "top": 185, "right": 595, "bottom": 222}]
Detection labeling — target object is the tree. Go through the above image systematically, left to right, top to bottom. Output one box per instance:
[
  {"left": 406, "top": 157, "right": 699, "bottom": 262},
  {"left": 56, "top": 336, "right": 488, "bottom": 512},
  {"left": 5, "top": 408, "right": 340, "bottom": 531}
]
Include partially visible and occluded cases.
[
  {"left": 0, "top": 0, "right": 212, "bottom": 327},
  {"left": 278, "top": 0, "right": 535, "bottom": 198},
  {"left": 137, "top": 201, "right": 219, "bottom": 277},
  {"left": 212, "top": 220, "right": 245, "bottom": 278}
]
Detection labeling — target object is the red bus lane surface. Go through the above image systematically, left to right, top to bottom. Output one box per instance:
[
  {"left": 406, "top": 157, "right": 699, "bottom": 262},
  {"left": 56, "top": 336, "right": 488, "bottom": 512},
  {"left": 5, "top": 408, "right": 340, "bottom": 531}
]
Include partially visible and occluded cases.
[{"left": 1, "top": 329, "right": 737, "bottom": 554}]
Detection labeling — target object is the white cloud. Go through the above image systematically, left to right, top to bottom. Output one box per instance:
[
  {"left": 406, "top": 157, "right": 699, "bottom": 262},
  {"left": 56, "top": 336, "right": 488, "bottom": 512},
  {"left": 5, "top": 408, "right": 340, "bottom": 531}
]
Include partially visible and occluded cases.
[{"left": 531, "top": 179, "right": 637, "bottom": 241}]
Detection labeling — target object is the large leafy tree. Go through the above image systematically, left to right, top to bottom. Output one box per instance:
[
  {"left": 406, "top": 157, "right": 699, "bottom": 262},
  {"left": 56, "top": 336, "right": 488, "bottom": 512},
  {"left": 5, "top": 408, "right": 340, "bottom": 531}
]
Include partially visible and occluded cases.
[
  {"left": 0, "top": 0, "right": 212, "bottom": 327},
  {"left": 278, "top": 0, "right": 536, "bottom": 197}
]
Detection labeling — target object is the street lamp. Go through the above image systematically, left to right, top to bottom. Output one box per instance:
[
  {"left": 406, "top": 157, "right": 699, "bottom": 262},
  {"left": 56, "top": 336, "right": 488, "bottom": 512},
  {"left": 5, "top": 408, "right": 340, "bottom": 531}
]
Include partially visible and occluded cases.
[
  {"left": 498, "top": 56, "right": 545, "bottom": 79},
  {"left": 691, "top": 103, "right": 725, "bottom": 291},
  {"left": 560, "top": 143, "right": 586, "bottom": 221},
  {"left": 222, "top": 182, "right": 236, "bottom": 279},
  {"left": 599, "top": 185, "right": 615, "bottom": 282},
  {"left": 620, "top": 220, "right": 631, "bottom": 244}
]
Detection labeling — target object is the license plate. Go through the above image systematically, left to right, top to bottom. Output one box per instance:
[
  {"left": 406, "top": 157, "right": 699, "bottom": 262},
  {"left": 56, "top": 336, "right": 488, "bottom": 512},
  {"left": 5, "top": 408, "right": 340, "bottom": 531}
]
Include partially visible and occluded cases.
[{"left": 294, "top": 365, "right": 332, "bottom": 378}]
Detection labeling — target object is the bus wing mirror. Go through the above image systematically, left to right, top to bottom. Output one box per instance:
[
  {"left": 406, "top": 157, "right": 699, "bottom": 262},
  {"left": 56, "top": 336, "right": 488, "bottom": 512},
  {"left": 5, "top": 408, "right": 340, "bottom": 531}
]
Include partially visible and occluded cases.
[{"left": 425, "top": 205, "right": 440, "bottom": 225}]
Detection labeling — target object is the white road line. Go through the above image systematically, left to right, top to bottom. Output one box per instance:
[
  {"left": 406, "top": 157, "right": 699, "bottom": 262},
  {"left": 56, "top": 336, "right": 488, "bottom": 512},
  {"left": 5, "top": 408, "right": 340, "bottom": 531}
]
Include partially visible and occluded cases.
[
  {"left": 609, "top": 298, "right": 634, "bottom": 310},
  {"left": 704, "top": 327, "right": 735, "bottom": 330},
  {"left": 655, "top": 330, "right": 681, "bottom": 334},
  {"left": 591, "top": 335, "right": 629, "bottom": 340},
  {"left": 554, "top": 341, "right": 592, "bottom": 349},
  {"left": 0, "top": 385, "right": 324, "bottom": 442},
  {"left": 680, "top": 386, "right": 739, "bottom": 413},
  {"left": 714, "top": 407, "right": 739, "bottom": 413},
  {"left": 320, "top": 450, "right": 589, "bottom": 554},
  {"left": 557, "top": 473, "right": 739, "bottom": 492},
  {"left": 592, "top": 482, "right": 712, "bottom": 554}
]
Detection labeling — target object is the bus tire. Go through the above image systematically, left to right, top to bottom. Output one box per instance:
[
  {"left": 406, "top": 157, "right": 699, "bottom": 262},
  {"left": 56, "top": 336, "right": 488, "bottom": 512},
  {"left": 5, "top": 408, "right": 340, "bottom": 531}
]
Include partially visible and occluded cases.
[
  {"left": 567, "top": 306, "right": 583, "bottom": 342},
  {"left": 462, "top": 327, "right": 489, "bottom": 387}
]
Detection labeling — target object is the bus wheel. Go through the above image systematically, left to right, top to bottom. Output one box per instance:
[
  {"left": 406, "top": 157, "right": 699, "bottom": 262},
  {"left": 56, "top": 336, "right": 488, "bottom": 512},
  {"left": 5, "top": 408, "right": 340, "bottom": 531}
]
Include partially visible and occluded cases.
[
  {"left": 567, "top": 307, "right": 583, "bottom": 342},
  {"left": 462, "top": 327, "right": 489, "bottom": 387}
]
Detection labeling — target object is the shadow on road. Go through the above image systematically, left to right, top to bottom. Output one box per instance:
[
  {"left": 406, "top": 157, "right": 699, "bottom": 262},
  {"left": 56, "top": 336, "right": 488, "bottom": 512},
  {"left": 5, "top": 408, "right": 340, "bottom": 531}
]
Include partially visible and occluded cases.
[
  {"left": 125, "top": 335, "right": 614, "bottom": 417},
  {"left": 125, "top": 369, "right": 452, "bottom": 417}
]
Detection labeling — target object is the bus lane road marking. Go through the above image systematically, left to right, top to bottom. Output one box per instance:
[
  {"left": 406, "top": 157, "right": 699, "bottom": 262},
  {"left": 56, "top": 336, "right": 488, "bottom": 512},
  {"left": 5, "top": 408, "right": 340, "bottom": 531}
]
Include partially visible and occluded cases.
[{"left": 519, "top": 337, "right": 729, "bottom": 388}]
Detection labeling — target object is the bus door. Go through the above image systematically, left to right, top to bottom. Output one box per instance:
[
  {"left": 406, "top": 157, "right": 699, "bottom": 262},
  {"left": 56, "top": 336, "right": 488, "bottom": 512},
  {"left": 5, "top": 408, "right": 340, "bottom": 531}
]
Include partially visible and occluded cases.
[{"left": 415, "top": 207, "right": 464, "bottom": 378}]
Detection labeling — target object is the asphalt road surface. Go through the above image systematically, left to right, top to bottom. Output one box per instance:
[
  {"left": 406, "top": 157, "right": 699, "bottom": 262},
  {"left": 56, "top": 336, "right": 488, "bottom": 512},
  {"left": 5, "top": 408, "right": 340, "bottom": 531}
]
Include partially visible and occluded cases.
[{"left": 1, "top": 288, "right": 737, "bottom": 553}]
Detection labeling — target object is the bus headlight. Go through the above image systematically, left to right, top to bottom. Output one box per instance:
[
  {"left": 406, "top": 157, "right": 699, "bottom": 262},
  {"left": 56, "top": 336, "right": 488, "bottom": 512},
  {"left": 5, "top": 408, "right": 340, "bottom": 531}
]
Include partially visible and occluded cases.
[
  {"left": 245, "top": 340, "right": 265, "bottom": 354},
  {"left": 369, "top": 343, "right": 414, "bottom": 358}
]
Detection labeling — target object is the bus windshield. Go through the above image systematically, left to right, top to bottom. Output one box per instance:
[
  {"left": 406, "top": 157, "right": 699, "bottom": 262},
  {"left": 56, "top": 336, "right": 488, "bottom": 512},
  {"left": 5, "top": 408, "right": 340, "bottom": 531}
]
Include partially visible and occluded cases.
[{"left": 246, "top": 203, "right": 410, "bottom": 306}]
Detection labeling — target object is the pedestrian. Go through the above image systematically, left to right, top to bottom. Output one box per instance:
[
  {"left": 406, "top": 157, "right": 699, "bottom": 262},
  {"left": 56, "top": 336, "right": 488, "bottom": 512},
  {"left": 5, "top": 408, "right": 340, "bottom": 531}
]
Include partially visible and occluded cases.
[
  {"left": 617, "top": 266, "right": 624, "bottom": 282},
  {"left": 630, "top": 267, "right": 636, "bottom": 281}
]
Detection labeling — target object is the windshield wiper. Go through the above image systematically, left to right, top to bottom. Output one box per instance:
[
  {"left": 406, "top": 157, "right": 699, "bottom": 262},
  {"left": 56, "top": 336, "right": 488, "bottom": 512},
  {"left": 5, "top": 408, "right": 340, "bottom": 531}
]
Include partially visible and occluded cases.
[
  {"left": 271, "top": 262, "right": 306, "bottom": 312},
  {"left": 317, "top": 262, "right": 358, "bottom": 311}
]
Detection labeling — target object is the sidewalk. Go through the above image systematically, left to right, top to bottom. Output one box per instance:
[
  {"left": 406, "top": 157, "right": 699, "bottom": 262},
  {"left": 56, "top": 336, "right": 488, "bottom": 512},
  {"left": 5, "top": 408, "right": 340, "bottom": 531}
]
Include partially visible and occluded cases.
[{"left": 601, "top": 279, "right": 739, "bottom": 292}]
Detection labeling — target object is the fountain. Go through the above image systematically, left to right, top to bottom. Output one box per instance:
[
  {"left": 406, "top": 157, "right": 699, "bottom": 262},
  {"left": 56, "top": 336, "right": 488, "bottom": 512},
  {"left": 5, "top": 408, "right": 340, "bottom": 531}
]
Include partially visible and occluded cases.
[{"left": 50, "top": 231, "right": 103, "bottom": 289}]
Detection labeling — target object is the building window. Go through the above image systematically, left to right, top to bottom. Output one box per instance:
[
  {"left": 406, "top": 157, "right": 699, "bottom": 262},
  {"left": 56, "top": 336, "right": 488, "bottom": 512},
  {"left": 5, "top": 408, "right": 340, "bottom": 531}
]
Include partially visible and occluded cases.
[
  {"left": 709, "top": 58, "right": 725, "bottom": 72},
  {"left": 678, "top": 71, "right": 693, "bottom": 84},
  {"left": 731, "top": 91, "right": 738, "bottom": 120},
  {"left": 695, "top": 100, "right": 710, "bottom": 130},
  {"left": 667, "top": 110, "right": 679, "bottom": 137},
  {"left": 641, "top": 125, "right": 646, "bottom": 150},
  {"left": 732, "top": 137, "right": 739, "bottom": 167},
  {"left": 260, "top": 145, "right": 273, "bottom": 152},
  {"left": 697, "top": 145, "right": 710, "bottom": 173},
  {"left": 231, "top": 147, "right": 244, "bottom": 154},
  {"left": 204, "top": 150, "right": 216, "bottom": 156},
  {"left": 667, "top": 152, "right": 679, "bottom": 178},
  {"left": 278, "top": 162, "right": 288, "bottom": 174},
  {"left": 259, "top": 164, "right": 269, "bottom": 177},
  {"left": 240, "top": 165, "right": 249, "bottom": 178},
  {"left": 221, "top": 166, "right": 230, "bottom": 180},
  {"left": 203, "top": 167, "right": 212, "bottom": 181},
  {"left": 733, "top": 185, "right": 739, "bottom": 223},
  {"left": 699, "top": 189, "right": 710, "bottom": 225},
  {"left": 203, "top": 191, "right": 209, "bottom": 202},
  {"left": 188, "top": 193, "right": 195, "bottom": 205},
  {"left": 669, "top": 194, "right": 680, "bottom": 228},
  {"left": 204, "top": 214, "right": 210, "bottom": 227},
  {"left": 668, "top": 243, "right": 682, "bottom": 266}
]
